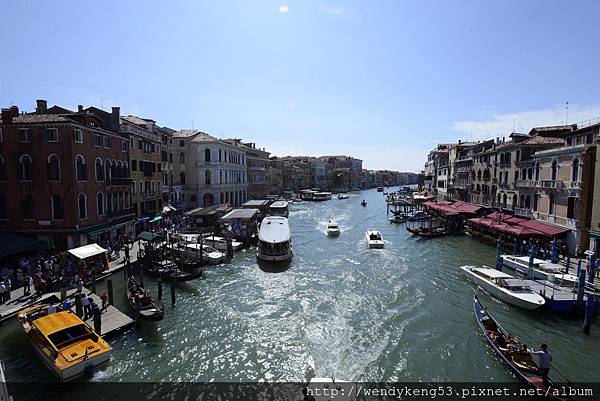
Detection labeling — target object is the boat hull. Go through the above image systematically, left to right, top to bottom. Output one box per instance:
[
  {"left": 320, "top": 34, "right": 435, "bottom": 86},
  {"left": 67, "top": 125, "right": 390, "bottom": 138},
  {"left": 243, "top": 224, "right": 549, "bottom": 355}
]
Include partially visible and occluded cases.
[
  {"left": 327, "top": 229, "right": 340, "bottom": 237},
  {"left": 256, "top": 250, "right": 293, "bottom": 262},
  {"left": 461, "top": 266, "right": 543, "bottom": 310}
]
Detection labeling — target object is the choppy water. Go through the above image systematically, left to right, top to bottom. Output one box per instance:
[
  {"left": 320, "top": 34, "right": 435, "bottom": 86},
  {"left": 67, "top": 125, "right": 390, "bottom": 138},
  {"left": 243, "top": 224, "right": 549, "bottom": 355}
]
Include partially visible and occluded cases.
[{"left": 2, "top": 189, "right": 599, "bottom": 390}]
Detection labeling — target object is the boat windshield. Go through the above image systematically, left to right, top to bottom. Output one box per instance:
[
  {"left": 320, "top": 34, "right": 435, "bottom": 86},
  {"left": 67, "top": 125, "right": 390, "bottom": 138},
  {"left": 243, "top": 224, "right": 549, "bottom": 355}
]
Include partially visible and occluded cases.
[
  {"left": 369, "top": 233, "right": 381, "bottom": 240},
  {"left": 500, "top": 279, "right": 531, "bottom": 292},
  {"left": 48, "top": 324, "right": 96, "bottom": 348}
]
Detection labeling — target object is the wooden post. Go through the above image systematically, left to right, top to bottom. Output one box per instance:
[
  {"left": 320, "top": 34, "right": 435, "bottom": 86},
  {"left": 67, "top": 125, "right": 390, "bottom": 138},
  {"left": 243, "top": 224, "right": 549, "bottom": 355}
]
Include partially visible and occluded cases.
[
  {"left": 565, "top": 255, "right": 570, "bottom": 274},
  {"left": 139, "top": 266, "right": 145, "bottom": 288},
  {"left": 577, "top": 269, "right": 586, "bottom": 306},
  {"left": 91, "top": 270, "right": 97, "bottom": 294},
  {"left": 170, "top": 278, "right": 176, "bottom": 306},
  {"left": 107, "top": 279, "right": 114, "bottom": 306},
  {"left": 157, "top": 279, "right": 163, "bottom": 300},
  {"left": 60, "top": 287, "right": 67, "bottom": 301},
  {"left": 75, "top": 294, "right": 83, "bottom": 318},
  {"left": 583, "top": 294, "right": 595, "bottom": 334},
  {"left": 134, "top": 301, "right": 140, "bottom": 324},
  {"left": 93, "top": 306, "right": 102, "bottom": 334}
]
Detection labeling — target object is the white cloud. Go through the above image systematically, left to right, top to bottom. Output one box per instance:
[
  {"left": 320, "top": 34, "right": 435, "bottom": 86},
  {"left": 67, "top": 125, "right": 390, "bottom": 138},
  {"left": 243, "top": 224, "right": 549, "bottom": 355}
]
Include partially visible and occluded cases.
[
  {"left": 319, "top": 3, "right": 352, "bottom": 20},
  {"left": 279, "top": 5, "right": 288, "bottom": 13},
  {"left": 451, "top": 103, "right": 600, "bottom": 141}
]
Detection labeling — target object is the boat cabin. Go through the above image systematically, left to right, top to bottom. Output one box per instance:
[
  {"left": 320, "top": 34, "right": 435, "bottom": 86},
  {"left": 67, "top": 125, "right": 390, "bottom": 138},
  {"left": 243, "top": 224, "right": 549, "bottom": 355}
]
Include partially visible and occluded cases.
[{"left": 268, "top": 201, "right": 289, "bottom": 217}]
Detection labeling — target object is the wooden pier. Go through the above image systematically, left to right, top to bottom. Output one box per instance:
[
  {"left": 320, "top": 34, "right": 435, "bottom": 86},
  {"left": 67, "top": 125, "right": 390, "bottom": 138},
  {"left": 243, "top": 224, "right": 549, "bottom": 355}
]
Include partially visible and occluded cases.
[{"left": 76, "top": 292, "right": 134, "bottom": 337}]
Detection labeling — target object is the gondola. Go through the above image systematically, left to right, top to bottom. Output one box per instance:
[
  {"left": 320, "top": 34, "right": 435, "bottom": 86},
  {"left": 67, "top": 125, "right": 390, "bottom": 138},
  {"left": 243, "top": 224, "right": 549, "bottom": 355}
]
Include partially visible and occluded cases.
[
  {"left": 406, "top": 226, "right": 450, "bottom": 238},
  {"left": 142, "top": 261, "right": 203, "bottom": 282},
  {"left": 127, "top": 276, "right": 164, "bottom": 321},
  {"left": 473, "top": 294, "right": 568, "bottom": 400}
]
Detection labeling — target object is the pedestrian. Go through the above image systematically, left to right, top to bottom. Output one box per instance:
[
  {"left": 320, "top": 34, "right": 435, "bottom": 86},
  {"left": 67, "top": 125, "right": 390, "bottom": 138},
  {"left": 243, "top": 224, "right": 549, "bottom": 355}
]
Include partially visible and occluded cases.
[
  {"left": 23, "top": 274, "right": 31, "bottom": 295},
  {"left": 5, "top": 278, "right": 11, "bottom": 301},
  {"left": 76, "top": 279, "right": 83, "bottom": 294},
  {"left": 0, "top": 281, "right": 5, "bottom": 304},
  {"left": 100, "top": 290, "right": 108, "bottom": 310},
  {"left": 82, "top": 295, "right": 91, "bottom": 320},
  {"left": 529, "top": 343, "right": 552, "bottom": 386}
]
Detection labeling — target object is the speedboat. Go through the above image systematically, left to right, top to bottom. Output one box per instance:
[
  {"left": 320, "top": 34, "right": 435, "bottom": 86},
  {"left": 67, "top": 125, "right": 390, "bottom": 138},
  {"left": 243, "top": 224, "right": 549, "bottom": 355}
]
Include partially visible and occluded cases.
[
  {"left": 337, "top": 194, "right": 349, "bottom": 200},
  {"left": 257, "top": 216, "right": 292, "bottom": 262},
  {"left": 326, "top": 221, "right": 341, "bottom": 237},
  {"left": 365, "top": 229, "right": 384, "bottom": 249},
  {"left": 202, "top": 235, "right": 243, "bottom": 252},
  {"left": 460, "top": 265, "right": 545, "bottom": 310},
  {"left": 18, "top": 305, "right": 112, "bottom": 381}
]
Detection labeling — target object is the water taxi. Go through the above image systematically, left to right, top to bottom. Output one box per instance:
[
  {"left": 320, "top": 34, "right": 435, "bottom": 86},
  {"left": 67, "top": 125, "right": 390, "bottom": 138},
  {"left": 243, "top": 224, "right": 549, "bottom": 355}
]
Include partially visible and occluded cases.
[
  {"left": 268, "top": 200, "right": 289, "bottom": 217},
  {"left": 257, "top": 216, "right": 292, "bottom": 262},
  {"left": 326, "top": 220, "right": 341, "bottom": 237},
  {"left": 366, "top": 229, "right": 384, "bottom": 249},
  {"left": 202, "top": 235, "right": 243, "bottom": 252},
  {"left": 183, "top": 243, "right": 226, "bottom": 265},
  {"left": 500, "top": 255, "right": 577, "bottom": 283},
  {"left": 460, "top": 266, "right": 545, "bottom": 310},
  {"left": 18, "top": 306, "right": 112, "bottom": 381}
]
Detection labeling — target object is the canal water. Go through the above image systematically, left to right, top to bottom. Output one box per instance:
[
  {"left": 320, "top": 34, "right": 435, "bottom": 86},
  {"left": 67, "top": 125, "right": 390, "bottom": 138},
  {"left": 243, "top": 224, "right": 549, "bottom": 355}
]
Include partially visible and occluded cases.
[{"left": 2, "top": 189, "right": 599, "bottom": 391}]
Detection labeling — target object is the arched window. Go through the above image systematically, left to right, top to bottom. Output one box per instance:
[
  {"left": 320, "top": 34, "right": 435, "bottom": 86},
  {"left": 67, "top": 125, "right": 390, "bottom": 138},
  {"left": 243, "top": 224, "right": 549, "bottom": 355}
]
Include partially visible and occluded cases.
[
  {"left": 205, "top": 148, "right": 211, "bottom": 162},
  {"left": 219, "top": 149, "right": 222, "bottom": 162},
  {"left": 180, "top": 152, "right": 185, "bottom": 164},
  {"left": 19, "top": 154, "right": 32, "bottom": 181},
  {"left": 48, "top": 155, "right": 62, "bottom": 181},
  {"left": 75, "top": 155, "right": 87, "bottom": 181},
  {"left": 0, "top": 156, "right": 5, "bottom": 180},
  {"left": 95, "top": 158, "right": 104, "bottom": 181},
  {"left": 105, "top": 159, "right": 111, "bottom": 181},
  {"left": 110, "top": 159, "right": 117, "bottom": 179},
  {"left": 572, "top": 159, "right": 579, "bottom": 182},
  {"left": 551, "top": 160, "right": 558, "bottom": 181},
  {"left": 117, "top": 161, "right": 123, "bottom": 178},
  {"left": 123, "top": 162, "right": 129, "bottom": 178},
  {"left": 521, "top": 168, "right": 526, "bottom": 180},
  {"left": 527, "top": 168, "right": 533, "bottom": 180},
  {"left": 205, "top": 169, "right": 211, "bottom": 185},
  {"left": 477, "top": 169, "right": 481, "bottom": 181},
  {"left": 471, "top": 170, "right": 475, "bottom": 181},
  {"left": 503, "top": 171, "right": 508, "bottom": 183},
  {"left": 180, "top": 172, "right": 186, "bottom": 186},
  {"left": 106, "top": 192, "right": 112, "bottom": 212},
  {"left": 220, "top": 192, "right": 224, "bottom": 203},
  {"left": 78, "top": 193, "right": 87, "bottom": 219},
  {"left": 97, "top": 193, "right": 105, "bottom": 216},
  {"left": 497, "top": 193, "right": 502, "bottom": 205},
  {"left": 502, "top": 193, "right": 507, "bottom": 207},
  {"left": 533, "top": 193, "right": 539, "bottom": 212},
  {"left": 548, "top": 193, "right": 555, "bottom": 215},
  {"left": 51, "top": 194, "right": 64, "bottom": 219},
  {"left": 512, "top": 194, "right": 517, "bottom": 209},
  {"left": 520, "top": 194, "right": 525, "bottom": 208},
  {"left": 0, "top": 195, "right": 7, "bottom": 219},
  {"left": 22, "top": 195, "right": 33, "bottom": 219},
  {"left": 525, "top": 195, "right": 531, "bottom": 209}
]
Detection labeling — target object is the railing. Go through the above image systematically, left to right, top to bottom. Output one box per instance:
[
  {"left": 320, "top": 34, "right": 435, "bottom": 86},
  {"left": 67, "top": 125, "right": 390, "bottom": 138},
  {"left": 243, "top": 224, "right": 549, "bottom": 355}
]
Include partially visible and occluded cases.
[
  {"left": 575, "top": 116, "right": 600, "bottom": 129},
  {"left": 106, "top": 177, "right": 132, "bottom": 186},
  {"left": 516, "top": 179, "right": 535, "bottom": 188},
  {"left": 540, "top": 180, "right": 559, "bottom": 189},
  {"left": 565, "top": 181, "right": 582, "bottom": 190},
  {"left": 513, "top": 207, "right": 533, "bottom": 218}
]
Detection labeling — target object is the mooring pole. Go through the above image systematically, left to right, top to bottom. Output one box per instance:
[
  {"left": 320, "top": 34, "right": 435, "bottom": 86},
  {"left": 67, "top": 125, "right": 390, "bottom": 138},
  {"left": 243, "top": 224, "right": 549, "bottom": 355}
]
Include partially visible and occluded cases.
[
  {"left": 170, "top": 278, "right": 176, "bottom": 306},
  {"left": 107, "top": 279, "right": 114, "bottom": 306},
  {"left": 583, "top": 294, "right": 595, "bottom": 334}
]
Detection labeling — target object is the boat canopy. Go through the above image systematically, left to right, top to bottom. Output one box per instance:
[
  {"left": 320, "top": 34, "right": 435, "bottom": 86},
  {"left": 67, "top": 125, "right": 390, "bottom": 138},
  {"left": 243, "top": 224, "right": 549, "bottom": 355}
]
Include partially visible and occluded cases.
[
  {"left": 242, "top": 200, "right": 269, "bottom": 208},
  {"left": 269, "top": 201, "right": 289, "bottom": 209},
  {"left": 222, "top": 208, "right": 259, "bottom": 220},
  {"left": 259, "top": 216, "right": 291, "bottom": 243},
  {"left": 68, "top": 244, "right": 107, "bottom": 260},
  {"left": 471, "top": 267, "right": 513, "bottom": 279},
  {"left": 32, "top": 311, "right": 84, "bottom": 336}
]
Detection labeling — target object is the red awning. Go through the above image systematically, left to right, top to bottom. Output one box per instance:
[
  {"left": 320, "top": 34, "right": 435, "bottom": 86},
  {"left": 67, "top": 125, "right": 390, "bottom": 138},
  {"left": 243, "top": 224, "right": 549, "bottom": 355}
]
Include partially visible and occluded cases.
[{"left": 518, "top": 220, "right": 570, "bottom": 237}]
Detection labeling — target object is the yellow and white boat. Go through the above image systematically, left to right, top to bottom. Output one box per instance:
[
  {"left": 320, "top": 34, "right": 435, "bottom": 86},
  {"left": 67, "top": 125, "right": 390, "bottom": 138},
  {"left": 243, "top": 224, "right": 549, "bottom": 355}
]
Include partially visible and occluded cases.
[{"left": 18, "top": 305, "right": 112, "bottom": 381}]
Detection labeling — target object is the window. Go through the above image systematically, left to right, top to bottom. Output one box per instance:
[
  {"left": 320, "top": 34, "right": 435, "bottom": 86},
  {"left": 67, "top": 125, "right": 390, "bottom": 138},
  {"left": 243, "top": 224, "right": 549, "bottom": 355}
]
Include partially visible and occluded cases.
[
  {"left": 46, "top": 128, "right": 58, "bottom": 142},
  {"left": 19, "top": 129, "right": 31, "bottom": 142},
  {"left": 74, "top": 129, "right": 83, "bottom": 143},
  {"left": 586, "top": 133, "right": 594, "bottom": 144},
  {"left": 94, "top": 134, "right": 102, "bottom": 147},
  {"left": 103, "top": 136, "right": 112, "bottom": 149},
  {"left": 138, "top": 139, "right": 143, "bottom": 150},
  {"left": 121, "top": 140, "right": 128, "bottom": 152},
  {"left": 180, "top": 140, "right": 185, "bottom": 147},
  {"left": 205, "top": 148, "right": 211, "bottom": 162},
  {"left": 180, "top": 152, "right": 185, "bottom": 164},
  {"left": 18, "top": 154, "right": 32, "bottom": 181},
  {"left": 47, "top": 154, "right": 60, "bottom": 181},
  {"left": 76, "top": 155, "right": 87, "bottom": 181},
  {"left": 0, "top": 156, "right": 5, "bottom": 180},
  {"left": 95, "top": 158, "right": 104, "bottom": 181},
  {"left": 131, "top": 159, "right": 137, "bottom": 172},
  {"left": 572, "top": 159, "right": 579, "bottom": 182},
  {"left": 551, "top": 160, "right": 558, "bottom": 181},
  {"left": 535, "top": 162, "right": 540, "bottom": 181},
  {"left": 205, "top": 169, "right": 211, "bottom": 185},
  {"left": 514, "top": 170, "right": 519, "bottom": 181},
  {"left": 180, "top": 172, "right": 186, "bottom": 186},
  {"left": 78, "top": 193, "right": 87, "bottom": 219},
  {"left": 97, "top": 193, "right": 105, "bottom": 216},
  {"left": 533, "top": 193, "right": 538, "bottom": 212},
  {"left": 0, "top": 194, "right": 6, "bottom": 219},
  {"left": 51, "top": 194, "right": 64, "bottom": 219},
  {"left": 548, "top": 194, "right": 555, "bottom": 215},
  {"left": 22, "top": 195, "right": 33, "bottom": 220},
  {"left": 567, "top": 197, "right": 577, "bottom": 219}
]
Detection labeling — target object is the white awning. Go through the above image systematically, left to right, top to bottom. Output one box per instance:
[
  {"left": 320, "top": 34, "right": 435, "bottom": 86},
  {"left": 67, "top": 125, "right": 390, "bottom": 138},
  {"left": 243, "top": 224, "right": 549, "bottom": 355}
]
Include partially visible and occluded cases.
[{"left": 68, "top": 243, "right": 107, "bottom": 260}]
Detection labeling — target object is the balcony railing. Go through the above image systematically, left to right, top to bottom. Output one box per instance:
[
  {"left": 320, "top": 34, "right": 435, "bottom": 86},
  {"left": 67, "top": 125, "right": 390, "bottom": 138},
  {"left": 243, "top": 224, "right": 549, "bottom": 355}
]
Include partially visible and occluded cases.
[
  {"left": 516, "top": 179, "right": 535, "bottom": 188},
  {"left": 540, "top": 180, "right": 559, "bottom": 189},
  {"left": 565, "top": 181, "right": 582, "bottom": 190}
]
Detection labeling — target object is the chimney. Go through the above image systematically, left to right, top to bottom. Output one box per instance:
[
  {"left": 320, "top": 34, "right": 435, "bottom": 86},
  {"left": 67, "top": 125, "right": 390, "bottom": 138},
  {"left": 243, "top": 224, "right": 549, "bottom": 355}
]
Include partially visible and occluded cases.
[
  {"left": 36, "top": 99, "right": 47, "bottom": 114},
  {"left": 77, "top": 105, "right": 83, "bottom": 112},
  {"left": 2, "top": 106, "right": 19, "bottom": 124},
  {"left": 111, "top": 107, "right": 120, "bottom": 132},
  {"left": 502, "top": 137, "right": 505, "bottom": 143},
  {"left": 458, "top": 139, "right": 461, "bottom": 145}
]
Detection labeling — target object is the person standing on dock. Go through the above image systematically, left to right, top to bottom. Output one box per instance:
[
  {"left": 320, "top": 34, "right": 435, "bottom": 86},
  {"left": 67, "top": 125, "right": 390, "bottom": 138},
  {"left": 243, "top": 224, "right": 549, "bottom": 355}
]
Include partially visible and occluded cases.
[
  {"left": 23, "top": 274, "right": 31, "bottom": 295},
  {"left": 0, "top": 280, "right": 5, "bottom": 304},
  {"left": 529, "top": 344, "right": 552, "bottom": 386}
]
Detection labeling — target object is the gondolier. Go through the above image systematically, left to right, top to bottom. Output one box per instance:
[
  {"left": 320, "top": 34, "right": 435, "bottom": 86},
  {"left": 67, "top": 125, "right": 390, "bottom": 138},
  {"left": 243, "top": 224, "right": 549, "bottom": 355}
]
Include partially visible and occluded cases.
[{"left": 529, "top": 344, "right": 552, "bottom": 386}]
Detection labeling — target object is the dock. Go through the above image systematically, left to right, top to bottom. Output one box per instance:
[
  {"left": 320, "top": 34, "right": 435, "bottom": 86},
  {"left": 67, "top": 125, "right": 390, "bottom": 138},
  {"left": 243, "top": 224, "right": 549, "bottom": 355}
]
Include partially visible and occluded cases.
[
  {"left": 527, "top": 280, "right": 579, "bottom": 313},
  {"left": 75, "top": 292, "right": 134, "bottom": 337}
]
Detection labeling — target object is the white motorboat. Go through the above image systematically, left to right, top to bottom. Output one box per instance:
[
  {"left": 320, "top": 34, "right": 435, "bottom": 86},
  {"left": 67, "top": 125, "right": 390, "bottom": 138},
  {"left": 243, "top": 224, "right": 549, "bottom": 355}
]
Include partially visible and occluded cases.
[
  {"left": 313, "top": 192, "right": 332, "bottom": 201},
  {"left": 337, "top": 194, "right": 349, "bottom": 200},
  {"left": 268, "top": 200, "right": 289, "bottom": 217},
  {"left": 257, "top": 216, "right": 292, "bottom": 262},
  {"left": 326, "top": 220, "right": 340, "bottom": 237},
  {"left": 365, "top": 229, "right": 384, "bottom": 249},
  {"left": 202, "top": 235, "right": 243, "bottom": 252},
  {"left": 184, "top": 243, "right": 226, "bottom": 265},
  {"left": 501, "top": 255, "right": 574, "bottom": 282},
  {"left": 460, "top": 265, "right": 545, "bottom": 310}
]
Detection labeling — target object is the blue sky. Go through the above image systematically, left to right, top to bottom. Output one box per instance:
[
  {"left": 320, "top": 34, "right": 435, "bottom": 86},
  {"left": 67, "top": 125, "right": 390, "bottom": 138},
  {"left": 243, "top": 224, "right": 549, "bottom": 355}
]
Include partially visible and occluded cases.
[{"left": 2, "top": 0, "right": 600, "bottom": 172}]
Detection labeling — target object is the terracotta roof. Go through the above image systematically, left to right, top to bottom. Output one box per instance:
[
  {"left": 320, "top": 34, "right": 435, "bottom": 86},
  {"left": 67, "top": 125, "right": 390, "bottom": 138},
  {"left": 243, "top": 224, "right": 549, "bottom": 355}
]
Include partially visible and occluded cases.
[
  {"left": 12, "top": 114, "right": 71, "bottom": 123},
  {"left": 121, "top": 115, "right": 154, "bottom": 126},
  {"left": 172, "top": 129, "right": 200, "bottom": 138},
  {"left": 190, "top": 132, "right": 219, "bottom": 143},
  {"left": 521, "top": 136, "right": 565, "bottom": 146}
]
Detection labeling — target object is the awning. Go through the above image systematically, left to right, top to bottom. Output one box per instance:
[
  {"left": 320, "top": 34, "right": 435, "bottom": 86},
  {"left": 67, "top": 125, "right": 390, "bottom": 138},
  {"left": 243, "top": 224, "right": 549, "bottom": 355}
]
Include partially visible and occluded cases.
[
  {"left": 221, "top": 208, "right": 259, "bottom": 220},
  {"left": 149, "top": 216, "right": 163, "bottom": 223},
  {"left": 518, "top": 220, "right": 570, "bottom": 237},
  {"left": 137, "top": 231, "right": 163, "bottom": 242},
  {"left": 0, "top": 233, "right": 46, "bottom": 259},
  {"left": 68, "top": 243, "right": 107, "bottom": 260}
]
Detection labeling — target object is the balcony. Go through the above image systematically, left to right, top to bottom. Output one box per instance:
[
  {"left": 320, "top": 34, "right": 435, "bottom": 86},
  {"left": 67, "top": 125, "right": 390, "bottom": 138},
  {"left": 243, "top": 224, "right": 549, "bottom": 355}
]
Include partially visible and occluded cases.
[
  {"left": 107, "top": 177, "right": 132, "bottom": 186},
  {"left": 516, "top": 179, "right": 536, "bottom": 188},
  {"left": 540, "top": 180, "right": 560, "bottom": 189},
  {"left": 565, "top": 181, "right": 582, "bottom": 191},
  {"left": 498, "top": 182, "right": 511, "bottom": 189},
  {"left": 161, "top": 185, "right": 170, "bottom": 193},
  {"left": 513, "top": 207, "right": 533, "bottom": 218}
]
